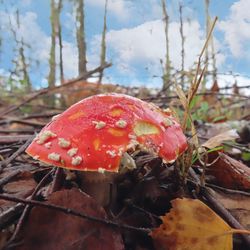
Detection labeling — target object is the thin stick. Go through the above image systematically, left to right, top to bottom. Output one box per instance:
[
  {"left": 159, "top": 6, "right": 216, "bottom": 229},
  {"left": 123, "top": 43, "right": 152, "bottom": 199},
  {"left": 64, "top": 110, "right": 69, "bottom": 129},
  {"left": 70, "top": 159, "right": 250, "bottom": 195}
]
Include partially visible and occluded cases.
[
  {"left": 192, "top": 16, "right": 218, "bottom": 94},
  {"left": 201, "top": 17, "right": 218, "bottom": 60},
  {"left": 0, "top": 135, "right": 33, "bottom": 144},
  {"left": 0, "top": 136, "right": 34, "bottom": 171},
  {"left": 0, "top": 170, "right": 21, "bottom": 187},
  {"left": 205, "top": 183, "right": 250, "bottom": 197},
  {"left": 0, "top": 193, "right": 151, "bottom": 234},
  {"left": 228, "top": 229, "right": 250, "bottom": 235}
]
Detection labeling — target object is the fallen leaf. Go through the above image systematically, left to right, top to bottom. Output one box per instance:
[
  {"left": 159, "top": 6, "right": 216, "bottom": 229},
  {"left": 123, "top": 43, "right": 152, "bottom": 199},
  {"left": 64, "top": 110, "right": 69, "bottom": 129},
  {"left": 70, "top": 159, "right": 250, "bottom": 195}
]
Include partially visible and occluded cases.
[
  {"left": 202, "top": 129, "right": 239, "bottom": 149},
  {"left": 206, "top": 152, "right": 250, "bottom": 190},
  {"left": 0, "top": 171, "right": 37, "bottom": 211},
  {"left": 3, "top": 172, "right": 37, "bottom": 197},
  {"left": 14, "top": 188, "right": 124, "bottom": 250},
  {"left": 211, "top": 189, "right": 250, "bottom": 230},
  {"left": 150, "top": 198, "right": 232, "bottom": 250},
  {"left": 0, "top": 230, "right": 11, "bottom": 250}
]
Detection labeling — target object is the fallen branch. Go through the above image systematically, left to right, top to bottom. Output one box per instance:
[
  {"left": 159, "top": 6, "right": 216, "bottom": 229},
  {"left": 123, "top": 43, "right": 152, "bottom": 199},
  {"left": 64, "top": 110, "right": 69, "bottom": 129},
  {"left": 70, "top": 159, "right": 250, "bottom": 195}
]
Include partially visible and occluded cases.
[
  {"left": 0, "top": 63, "right": 112, "bottom": 117},
  {"left": 143, "top": 91, "right": 250, "bottom": 102},
  {"left": 0, "top": 135, "right": 32, "bottom": 144},
  {"left": 0, "top": 136, "right": 34, "bottom": 171},
  {"left": 0, "top": 170, "right": 21, "bottom": 187},
  {"left": 0, "top": 193, "right": 151, "bottom": 234}
]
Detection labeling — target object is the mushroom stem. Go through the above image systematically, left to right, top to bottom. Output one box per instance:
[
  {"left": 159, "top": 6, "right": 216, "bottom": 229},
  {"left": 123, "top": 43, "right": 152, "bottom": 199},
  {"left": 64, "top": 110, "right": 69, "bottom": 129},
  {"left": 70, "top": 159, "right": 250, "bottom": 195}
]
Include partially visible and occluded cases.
[
  {"left": 78, "top": 152, "right": 137, "bottom": 206},
  {"left": 78, "top": 171, "right": 117, "bottom": 207}
]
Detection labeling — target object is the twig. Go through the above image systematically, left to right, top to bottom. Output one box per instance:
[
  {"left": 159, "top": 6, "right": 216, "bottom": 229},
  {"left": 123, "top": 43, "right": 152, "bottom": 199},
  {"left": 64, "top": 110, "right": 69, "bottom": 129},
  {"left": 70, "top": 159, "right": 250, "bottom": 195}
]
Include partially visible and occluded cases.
[
  {"left": 142, "top": 91, "right": 249, "bottom": 103},
  {"left": 21, "top": 112, "right": 60, "bottom": 120},
  {"left": 0, "top": 118, "right": 46, "bottom": 127},
  {"left": 0, "top": 129, "right": 36, "bottom": 134},
  {"left": 0, "top": 135, "right": 32, "bottom": 144},
  {"left": 197, "top": 135, "right": 250, "bottom": 153},
  {"left": 0, "top": 136, "right": 34, "bottom": 171},
  {"left": 223, "top": 142, "right": 250, "bottom": 153},
  {"left": 0, "top": 170, "right": 21, "bottom": 187},
  {"left": 205, "top": 183, "right": 250, "bottom": 197},
  {"left": 0, "top": 193, "right": 151, "bottom": 234},
  {"left": 125, "top": 200, "right": 161, "bottom": 222},
  {"left": 0, "top": 204, "right": 25, "bottom": 230}
]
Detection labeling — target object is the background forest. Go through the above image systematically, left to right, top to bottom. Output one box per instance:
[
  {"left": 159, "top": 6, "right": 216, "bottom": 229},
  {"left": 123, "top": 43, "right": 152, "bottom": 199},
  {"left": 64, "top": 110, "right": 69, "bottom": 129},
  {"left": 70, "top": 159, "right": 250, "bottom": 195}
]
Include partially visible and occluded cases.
[{"left": 0, "top": 0, "right": 249, "bottom": 103}]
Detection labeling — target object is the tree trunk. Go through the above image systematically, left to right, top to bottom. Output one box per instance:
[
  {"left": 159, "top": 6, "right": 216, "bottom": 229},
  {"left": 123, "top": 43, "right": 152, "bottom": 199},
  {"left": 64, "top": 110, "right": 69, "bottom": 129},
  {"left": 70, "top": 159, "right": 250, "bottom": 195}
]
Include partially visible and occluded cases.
[
  {"left": 47, "top": 0, "right": 57, "bottom": 106},
  {"left": 57, "top": 0, "right": 64, "bottom": 83},
  {"left": 76, "top": 0, "right": 87, "bottom": 76},
  {"left": 98, "top": 0, "right": 108, "bottom": 84},
  {"left": 161, "top": 0, "right": 171, "bottom": 92},
  {"left": 179, "top": 3, "right": 185, "bottom": 88},
  {"left": 8, "top": 10, "right": 32, "bottom": 92},
  {"left": 19, "top": 39, "right": 31, "bottom": 91}
]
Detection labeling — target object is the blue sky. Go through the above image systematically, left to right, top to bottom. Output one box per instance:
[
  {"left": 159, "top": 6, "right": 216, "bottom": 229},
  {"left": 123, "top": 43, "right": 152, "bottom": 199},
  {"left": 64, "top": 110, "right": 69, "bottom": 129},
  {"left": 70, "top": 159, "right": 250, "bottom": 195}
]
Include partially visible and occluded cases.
[{"left": 0, "top": 0, "right": 250, "bottom": 91}]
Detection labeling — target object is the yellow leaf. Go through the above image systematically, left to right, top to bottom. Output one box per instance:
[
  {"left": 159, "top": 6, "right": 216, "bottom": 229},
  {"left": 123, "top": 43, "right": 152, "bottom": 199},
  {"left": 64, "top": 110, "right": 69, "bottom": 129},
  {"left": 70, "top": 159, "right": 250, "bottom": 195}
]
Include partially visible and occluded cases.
[{"left": 150, "top": 198, "right": 232, "bottom": 250}]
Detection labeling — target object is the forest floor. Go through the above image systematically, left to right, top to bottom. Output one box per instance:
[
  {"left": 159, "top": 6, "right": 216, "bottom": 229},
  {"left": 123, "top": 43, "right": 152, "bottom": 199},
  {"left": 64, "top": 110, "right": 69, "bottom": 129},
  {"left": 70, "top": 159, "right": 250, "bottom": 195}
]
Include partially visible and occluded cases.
[{"left": 0, "top": 83, "right": 250, "bottom": 250}]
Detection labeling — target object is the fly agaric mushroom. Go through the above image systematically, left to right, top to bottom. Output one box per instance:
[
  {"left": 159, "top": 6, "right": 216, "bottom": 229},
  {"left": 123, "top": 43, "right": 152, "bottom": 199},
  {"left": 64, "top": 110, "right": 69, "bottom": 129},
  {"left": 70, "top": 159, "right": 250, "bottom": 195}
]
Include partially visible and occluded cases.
[{"left": 26, "top": 93, "right": 187, "bottom": 204}]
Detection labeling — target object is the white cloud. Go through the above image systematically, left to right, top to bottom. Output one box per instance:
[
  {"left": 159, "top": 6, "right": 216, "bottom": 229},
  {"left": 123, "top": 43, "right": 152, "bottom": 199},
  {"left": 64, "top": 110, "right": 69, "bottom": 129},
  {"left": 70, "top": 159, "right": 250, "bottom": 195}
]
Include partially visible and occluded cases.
[
  {"left": 21, "top": 0, "right": 32, "bottom": 7},
  {"left": 85, "top": 0, "right": 133, "bottom": 21},
  {"left": 85, "top": 0, "right": 164, "bottom": 23},
  {"left": 218, "top": 0, "right": 250, "bottom": 58},
  {"left": 0, "top": 11, "right": 78, "bottom": 83},
  {"left": 0, "top": 11, "right": 50, "bottom": 62},
  {"left": 90, "top": 19, "right": 224, "bottom": 78},
  {"left": 202, "top": 73, "right": 250, "bottom": 96},
  {"left": 217, "top": 73, "right": 250, "bottom": 92}
]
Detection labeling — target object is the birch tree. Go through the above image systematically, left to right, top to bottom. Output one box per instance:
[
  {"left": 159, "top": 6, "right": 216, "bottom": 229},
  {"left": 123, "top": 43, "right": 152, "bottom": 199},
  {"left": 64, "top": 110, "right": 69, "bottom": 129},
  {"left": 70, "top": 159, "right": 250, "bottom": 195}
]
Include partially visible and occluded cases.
[
  {"left": 48, "top": 0, "right": 56, "bottom": 94},
  {"left": 75, "top": 0, "right": 87, "bottom": 75},
  {"left": 98, "top": 0, "right": 108, "bottom": 83},
  {"left": 161, "top": 0, "right": 171, "bottom": 92},
  {"left": 179, "top": 3, "right": 185, "bottom": 87},
  {"left": 9, "top": 9, "right": 31, "bottom": 92}
]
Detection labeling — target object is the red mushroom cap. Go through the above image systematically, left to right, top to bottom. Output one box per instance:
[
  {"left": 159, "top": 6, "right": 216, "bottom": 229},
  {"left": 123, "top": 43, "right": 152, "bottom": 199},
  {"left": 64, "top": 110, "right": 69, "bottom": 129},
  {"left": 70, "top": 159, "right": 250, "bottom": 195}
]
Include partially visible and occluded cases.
[{"left": 26, "top": 93, "right": 187, "bottom": 172}]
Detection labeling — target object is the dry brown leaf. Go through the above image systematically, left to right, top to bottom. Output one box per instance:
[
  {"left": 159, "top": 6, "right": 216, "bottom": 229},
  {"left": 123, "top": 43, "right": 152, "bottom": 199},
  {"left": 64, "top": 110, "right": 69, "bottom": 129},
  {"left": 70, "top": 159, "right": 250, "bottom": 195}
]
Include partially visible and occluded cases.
[
  {"left": 202, "top": 129, "right": 239, "bottom": 149},
  {"left": 207, "top": 152, "right": 250, "bottom": 190},
  {"left": 0, "top": 171, "right": 37, "bottom": 211},
  {"left": 14, "top": 188, "right": 124, "bottom": 250},
  {"left": 211, "top": 189, "right": 250, "bottom": 230},
  {"left": 150, "top": 198, "right": 232, "bottom": 250},
  {"left": 0, "top": 231, "right": 11, "bottom": 250}
]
